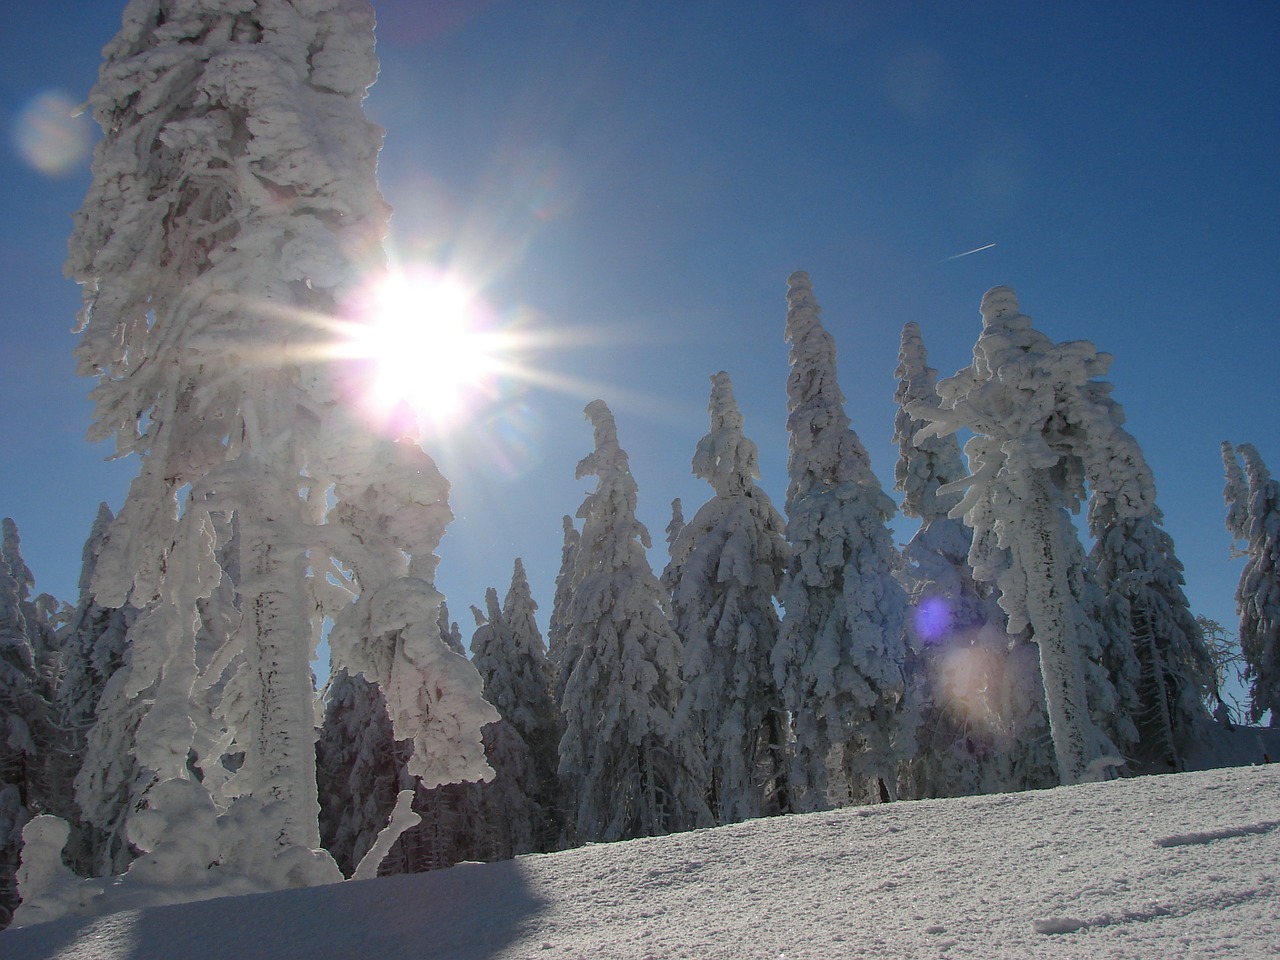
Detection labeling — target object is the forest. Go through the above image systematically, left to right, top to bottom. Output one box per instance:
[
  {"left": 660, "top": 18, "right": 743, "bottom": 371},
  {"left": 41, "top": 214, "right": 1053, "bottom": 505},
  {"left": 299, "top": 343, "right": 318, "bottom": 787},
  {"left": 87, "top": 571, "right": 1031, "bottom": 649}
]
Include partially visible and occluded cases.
[{"left": 2, "top": 0, "right": 1278, "bottom": 933}]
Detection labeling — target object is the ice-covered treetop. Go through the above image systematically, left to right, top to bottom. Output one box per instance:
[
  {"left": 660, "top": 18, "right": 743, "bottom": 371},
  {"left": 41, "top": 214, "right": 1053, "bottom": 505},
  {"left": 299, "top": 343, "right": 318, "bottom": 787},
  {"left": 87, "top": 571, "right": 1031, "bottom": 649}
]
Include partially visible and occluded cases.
[
  {"left": 69, "top": 0, "right": 387, "bottom": 461},
  {"left": 783, "top": 271, "right": 877, "bottom": 508},
  {"left": 922, "top": 286, "right": 1155, "bottom": 519},
  {"left": 893, "top": 322, "right": 965, "bottom": 520},
  {"left": 692, "top": 371, "right": 761, "bottom": 497},
  {"left": 575, "top": 399, "right": 650, "bottom": 549},
  {"left": 576, "top": 399, "right": 627, "bottom": 482},
  {"left": 1223, "top": 441, "right": 1251, "bottom": 543},
  {"left": 1237, "top": 443, "right": 1274, "bottom": 490},
  {"left": 1236, "top": 444, "right": 1279, "bottom": 540},
  {"left": 666, "top": 499, "right": 684, "bottom": 550},
  {"left": 1, "top": 518, "right": 33, "bottom": 604},
  {"left": 505, "top": 558, "right": 537, "bottom": 616}
]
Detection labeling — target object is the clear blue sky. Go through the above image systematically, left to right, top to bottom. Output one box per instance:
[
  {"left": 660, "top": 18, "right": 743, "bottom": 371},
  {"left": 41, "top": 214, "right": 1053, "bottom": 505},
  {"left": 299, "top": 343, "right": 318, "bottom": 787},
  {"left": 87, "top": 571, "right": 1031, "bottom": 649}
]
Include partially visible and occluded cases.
[{"left": 2, "top": 2, "right": 1277, "bottom": 674}]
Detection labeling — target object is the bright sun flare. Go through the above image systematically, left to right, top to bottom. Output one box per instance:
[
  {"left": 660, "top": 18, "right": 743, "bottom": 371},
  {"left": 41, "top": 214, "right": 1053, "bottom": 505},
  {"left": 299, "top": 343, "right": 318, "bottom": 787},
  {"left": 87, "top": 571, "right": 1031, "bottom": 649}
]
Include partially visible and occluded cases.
[{"left": 344, "top": 269, "right": 503, "bottom": 434}]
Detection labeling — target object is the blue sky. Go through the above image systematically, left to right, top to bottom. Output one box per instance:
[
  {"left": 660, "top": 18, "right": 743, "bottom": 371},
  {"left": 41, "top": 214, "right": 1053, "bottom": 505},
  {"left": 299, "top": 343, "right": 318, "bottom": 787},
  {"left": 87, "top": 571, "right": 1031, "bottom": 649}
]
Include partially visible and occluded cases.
[{"left": 2, "top": 2, "right": 1277, "bottom": 690}]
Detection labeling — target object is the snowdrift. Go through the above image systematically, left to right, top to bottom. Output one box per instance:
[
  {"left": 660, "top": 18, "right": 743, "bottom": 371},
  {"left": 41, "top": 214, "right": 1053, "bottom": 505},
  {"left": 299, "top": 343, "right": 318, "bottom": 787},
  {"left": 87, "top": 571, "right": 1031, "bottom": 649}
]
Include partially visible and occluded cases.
[{"left": 5, "top": 764, "right": 1278, "bottom": 960}]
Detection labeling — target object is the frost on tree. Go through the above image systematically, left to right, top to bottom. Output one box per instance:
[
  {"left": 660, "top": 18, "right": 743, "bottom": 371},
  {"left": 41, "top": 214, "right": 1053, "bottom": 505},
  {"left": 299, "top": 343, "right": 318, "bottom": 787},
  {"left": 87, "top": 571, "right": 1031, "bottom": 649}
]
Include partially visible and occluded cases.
[
  {"left": 48, "top": 0, "right": 494, "bottom": 911},
  {"left": 773, "top": 272, "right": 914, "bottom": 811},
  {"left": 913, "top": 286, "right": 1155, "bottom": 785},
  {"left": 892, "top": 324, "right": 1055, "bottom": 798},
  {"left": 666, "top": 372, "right": 791, "bottom": 822},
  {"left": 558, "top": 401, "right": 711, "bottom": 842},
  {"left": 1224, "top": 443, "right": 1280, "bottom": 726},
  {"left": 1089, "top": 500, "right": 1215, "bottom": 769},
  {"left": 50, "top": 505, "right": 139, "bottom": 879},
  {"left": 548, "top": 515, "right": 580, "bottom": 707},
  {"left": 1, "top": 520, "right": 60, "bottom": 929},
  {"left": 496, "top": 561, "right": 563, "bottom": 847},
  {"left": 465, "top": 585, "right": 560, "bottom": 858},
  {"left": 315, "top": 670, "right": 400, "bottom": 878}
]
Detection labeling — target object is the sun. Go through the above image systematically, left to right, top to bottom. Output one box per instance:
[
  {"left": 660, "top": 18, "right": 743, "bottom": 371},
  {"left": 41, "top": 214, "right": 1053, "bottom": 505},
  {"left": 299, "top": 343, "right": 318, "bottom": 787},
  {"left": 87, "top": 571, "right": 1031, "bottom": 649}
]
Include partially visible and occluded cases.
[{"left": 342, "top": 267, "right": 505, "bottom": 435}]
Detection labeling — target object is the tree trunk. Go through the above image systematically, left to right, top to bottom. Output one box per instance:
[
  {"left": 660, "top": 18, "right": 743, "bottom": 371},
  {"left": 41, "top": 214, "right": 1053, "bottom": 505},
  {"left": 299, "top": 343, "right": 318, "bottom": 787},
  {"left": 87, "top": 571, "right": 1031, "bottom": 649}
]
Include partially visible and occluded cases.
[
  {"left": 237, "top": 459, "right": 321, "bottom": 851},
  {"left": 1020, "top": 473, "right": 1098, "bottom": 786}
]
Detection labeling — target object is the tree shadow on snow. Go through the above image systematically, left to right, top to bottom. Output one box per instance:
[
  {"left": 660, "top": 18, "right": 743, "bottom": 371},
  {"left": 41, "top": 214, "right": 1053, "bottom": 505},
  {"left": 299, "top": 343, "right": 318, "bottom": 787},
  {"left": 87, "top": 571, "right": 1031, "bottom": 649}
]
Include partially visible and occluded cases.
[{"left": 2, "top": 859, "right": 549, "bottom": 960}]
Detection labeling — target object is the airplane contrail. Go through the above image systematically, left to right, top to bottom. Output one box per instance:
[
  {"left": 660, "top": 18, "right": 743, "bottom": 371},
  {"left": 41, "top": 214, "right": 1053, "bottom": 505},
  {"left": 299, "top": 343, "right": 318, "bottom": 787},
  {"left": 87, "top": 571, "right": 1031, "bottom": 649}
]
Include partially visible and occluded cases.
[{"left": 940, "top": 242, "right": 997, "bottom": 262}]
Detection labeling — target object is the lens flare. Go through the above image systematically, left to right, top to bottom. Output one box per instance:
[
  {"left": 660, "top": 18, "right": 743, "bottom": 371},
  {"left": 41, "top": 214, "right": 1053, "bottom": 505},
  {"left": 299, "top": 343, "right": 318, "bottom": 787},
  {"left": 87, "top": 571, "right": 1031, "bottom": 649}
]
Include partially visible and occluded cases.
[
  {"left": 12, "top": 90, "right": 92, "bottom": 177},
  {"left": 335, "top": 265, "right": 526, "bottom": 441},
  {"left": 913, "top": 595, "right": 953, "bottom": 644}
]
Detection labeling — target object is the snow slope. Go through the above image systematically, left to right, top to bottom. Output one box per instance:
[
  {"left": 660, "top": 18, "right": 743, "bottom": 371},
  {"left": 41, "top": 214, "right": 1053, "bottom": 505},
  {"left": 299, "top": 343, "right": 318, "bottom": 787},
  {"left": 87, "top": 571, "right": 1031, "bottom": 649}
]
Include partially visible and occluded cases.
[{"left": 5, "top": 764, "right": 1278, "bottom": 959}]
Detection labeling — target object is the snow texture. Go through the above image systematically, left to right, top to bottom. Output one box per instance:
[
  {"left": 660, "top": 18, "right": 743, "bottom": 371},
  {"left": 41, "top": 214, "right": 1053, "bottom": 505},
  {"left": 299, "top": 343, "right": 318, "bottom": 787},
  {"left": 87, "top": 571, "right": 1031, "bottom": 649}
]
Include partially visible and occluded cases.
[{"left": 5, "top": 763, "right": 1278, "bottom": 958}]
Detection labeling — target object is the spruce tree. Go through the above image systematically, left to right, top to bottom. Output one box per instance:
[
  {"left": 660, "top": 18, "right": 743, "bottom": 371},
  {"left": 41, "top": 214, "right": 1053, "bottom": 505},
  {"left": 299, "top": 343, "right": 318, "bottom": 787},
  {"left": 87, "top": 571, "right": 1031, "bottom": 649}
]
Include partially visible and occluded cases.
[
  {"left": 57, "top": 0, "right": 495, "bottom": 903},
  {"left": 773, "top": 272, "right": 914, "bottom": 810},
  {"left": 913, "top": 287, "right": 1155, "bottom": 784},
  {"left": 893, "top": 323, "right": 1055, "bottom": 797},
  {"left": 667, "top": 372, "right": 790, "bottom": 822},
  {"left": 558, "top": 401, "right": 711, "bottom": 841},
  {"left": 1224, "top": 443, "right": 1280, "bottom": 726},
  {"left": 1089, "top": 499, "right": 1215, "bottom": 768},
  {"left": 48, "top": 505, "right": 138, "bottom": 878},
  {"left": 548, "top": 515, "right": 580, "bottom": 707},
  {"left": 0, "top": 520, "right": 57, "bottom": 929},
  {"left": 498, "top": 560, "right": 562, "bottom": 846},
  {"left": 466, "top": 586, "right": 555, "bottom": 859},
  {"left": 315, "top": 670, "right": 400, "bottom": 878}
]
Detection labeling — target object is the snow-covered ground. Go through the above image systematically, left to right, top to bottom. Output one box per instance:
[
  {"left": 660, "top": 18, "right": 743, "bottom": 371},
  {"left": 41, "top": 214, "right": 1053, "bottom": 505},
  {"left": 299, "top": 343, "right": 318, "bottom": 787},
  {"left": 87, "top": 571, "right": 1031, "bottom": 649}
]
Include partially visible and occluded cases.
[{"left": 5, "top": 762, "right": 1279, "bottom": 960}]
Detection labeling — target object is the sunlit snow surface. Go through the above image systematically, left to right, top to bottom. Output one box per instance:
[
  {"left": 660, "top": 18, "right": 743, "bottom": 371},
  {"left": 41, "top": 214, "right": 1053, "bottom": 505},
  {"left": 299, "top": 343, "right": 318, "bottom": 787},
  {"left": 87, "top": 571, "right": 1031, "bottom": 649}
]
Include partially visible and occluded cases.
[{"left": 6, "top": 764, "right": 1279, "bottom": 959}]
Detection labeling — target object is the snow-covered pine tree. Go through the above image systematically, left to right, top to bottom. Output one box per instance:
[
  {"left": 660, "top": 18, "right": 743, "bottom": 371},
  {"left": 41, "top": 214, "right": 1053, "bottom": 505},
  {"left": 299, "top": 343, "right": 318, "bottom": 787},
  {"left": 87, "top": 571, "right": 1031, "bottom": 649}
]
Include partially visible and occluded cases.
[
  {"left": 57, "top": 0, "right": 495, "bottom": 905},
  {"left": 773, "top": 272, "right": 914, "bottom": 811},
  {"left": 913, "top": 287, "right": 1155, "bottom": 785},
  {"left": 893, "top": 323, "right": 1055, "bottom": 798},
  {"left": 666, "top": 372, "right": 790, "bottom": 823},
  {"left": 558, "top": 401, "right": 711, "bottom": 842},
  {"left": 1223, "top": 441, "right": 1251, "bottom": 544},
  {"left": 1224, "top": 443, "right": 1280, "bottom": 726},
  {"left": 664, "top": 499, "right": 685, "bottom": 561},
  {"left": 1089, "top": 499, "right": 1215, "bottom": 769},
  {"left": 48, "top": 504, "right": 139, "bottom": 878},
  {"left": 548, "top": 515, "right": 580, "bottom": 707},
  {"left": 0, "top": 519, "right": 58, "bottom": 929},
  {"left": 498, "top": 560, "right": 562, "bottom": 847},
  {"left": 466, "top": 584, "right": 558, "bottom": 859},
  {"left": 437, "top": 601, "right": 465, "bottom": 655},
  {"left": 315, "top": 670, "right": 400, "bottom": 878}
]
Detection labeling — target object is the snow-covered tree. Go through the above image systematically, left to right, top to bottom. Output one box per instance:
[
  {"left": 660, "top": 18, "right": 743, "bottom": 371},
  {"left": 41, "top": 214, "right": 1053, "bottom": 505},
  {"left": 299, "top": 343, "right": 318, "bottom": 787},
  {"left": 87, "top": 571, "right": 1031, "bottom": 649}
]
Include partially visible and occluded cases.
[
  {"left": 52, "top": 0, "right": 494, "bottom": 908},
  {"left": 773, "top": 272, "right": 914, "bottom": 811},
  {"left": 913, "top": 286, "right": 1155, "bottom": 785},
  {"left": 893, "top": 323, "right": 1054, "bottom": 798},
  {"left": 666, "top": 372, "right": 790, "bottom": 822},
  {"left": 558, "top": 401, "right": 711, "bottom": 842},
  {"left": 1224, "top": 443, "right": 1280, "bottom": 726},
  {"left": 1089, "top": 499, "right": 1215, "bottom": 768},
  {"left": 47, "top": 505, "right": 139, "bottom": 879},
  {"left": 548, "top": 515, "right": 580, "bottom": 707},
  {"left": 0, "top": 519, "right": 59, "bottom": 928},
  {"left": 497, "top": 560, "right": 562, "bottom": 843},
  {"left": 466, "top": 584, "right": 559, "bottom": 858},
  {"left": 437, "top": 601, "right": 465, "bottom": 656},
  {"left": 315, "top": 670, "right": 401, "bottom": 878}
]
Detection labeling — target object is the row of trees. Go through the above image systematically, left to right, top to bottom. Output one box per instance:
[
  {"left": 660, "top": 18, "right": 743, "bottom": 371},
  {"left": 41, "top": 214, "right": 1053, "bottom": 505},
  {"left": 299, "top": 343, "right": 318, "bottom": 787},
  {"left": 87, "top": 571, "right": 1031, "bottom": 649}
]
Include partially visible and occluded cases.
[
  {"left": 4, "top": 0, "right": 1276, "bottom": 927},
  {"left": 300, "top": 272, "right": 1275, "bottom": 877}
]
